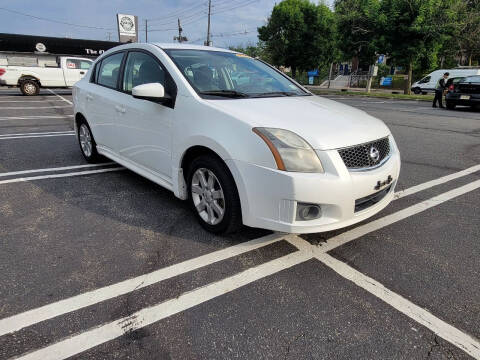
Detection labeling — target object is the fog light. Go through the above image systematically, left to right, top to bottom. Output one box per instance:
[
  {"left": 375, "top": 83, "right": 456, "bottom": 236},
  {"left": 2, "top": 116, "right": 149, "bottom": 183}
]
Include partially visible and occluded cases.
[{"left": 296, "top": 203, "right": 322, "bottom": 221}]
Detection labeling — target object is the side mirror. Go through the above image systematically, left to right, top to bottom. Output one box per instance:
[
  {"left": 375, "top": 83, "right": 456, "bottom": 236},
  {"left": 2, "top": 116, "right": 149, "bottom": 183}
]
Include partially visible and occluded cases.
[{"left": 132, "top": 83, "right": 167, "bottom": 102}]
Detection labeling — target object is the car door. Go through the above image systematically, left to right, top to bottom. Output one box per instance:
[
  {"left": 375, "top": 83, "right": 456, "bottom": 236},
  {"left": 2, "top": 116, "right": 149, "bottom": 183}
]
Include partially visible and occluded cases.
[
  {"left": 114, "top": 50, "right": 175, "bottom": 181},
  {"left": 83, "top": 52, "right": 125, "bottom": 151},
  {"left": 64, "top": 58, "right": 92, "bottom": 86}
]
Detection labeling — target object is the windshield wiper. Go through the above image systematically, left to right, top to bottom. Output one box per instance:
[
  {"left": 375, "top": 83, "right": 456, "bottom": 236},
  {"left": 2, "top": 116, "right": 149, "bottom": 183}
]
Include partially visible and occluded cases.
[
  {"left": 199, "top": 90, "right": 249, "bottom": 98},
  {"left": 251, "top": 91, "right": 300, "bottom": 98}
]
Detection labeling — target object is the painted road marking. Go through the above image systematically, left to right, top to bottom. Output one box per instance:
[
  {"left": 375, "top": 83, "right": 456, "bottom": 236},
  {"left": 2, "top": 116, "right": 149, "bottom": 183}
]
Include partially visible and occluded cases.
[
  {"left": 47, "top": 89, "right": 73, "bottom": 105},
  {"left": 0, "top": 99, "right": 66, "bottom": 103},
  {"left": 0, "top": 105, "right": 72, "bottom": 109},
  {"left": 0, "top": 115, "right": 73, "bottom": 121},
  {"left": 0, "top": 131, "right": 74, "bottom": 138},
  {"left": 0, "top": 132, "right": 74, "bottom": 140},
  {"left": 0, "top": 163, "right": 114, "bottom": 178},
  {"left": 395, "top": 164, "right": 480, "bottom": 199},
  {"left": 0, "top": 166, "right": 478, "bottom": 335},
  {"left": 0, "top": 167, "right": 124, "bottom": 185},
  {"left": 11, "top": 176, "right": 480, "bottom": 360},
  {"left": 318, "top": 179, "right": 480, "bottom": 253},
  {"left": 0, "top": 233, "right": 289, "bottom": 336},
  {"left": 315, "top": 251, "right": 480, "bottom": 360},
  {"left": 13, "top": 252, "right": 310, "bottom": 360}
]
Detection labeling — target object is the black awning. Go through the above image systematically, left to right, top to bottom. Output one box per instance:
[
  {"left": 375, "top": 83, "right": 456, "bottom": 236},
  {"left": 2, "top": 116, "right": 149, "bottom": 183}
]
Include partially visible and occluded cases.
[{"left": 0, "top": 33, "right": 120, "bottom": 57}]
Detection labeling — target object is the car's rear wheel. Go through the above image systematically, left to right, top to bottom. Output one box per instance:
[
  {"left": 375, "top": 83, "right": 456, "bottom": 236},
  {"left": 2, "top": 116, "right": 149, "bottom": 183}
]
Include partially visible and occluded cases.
[
  {"left": 20, "top": 80, "right": 40, "bottom": 96},
  {"left": 446, "top": 101, "right": 456, "bottom": 110},
  {"left": 77, "top": 120, "right": 101, "bottom": 163},
  {"left": 187, "top": 155, "right": 242, "bottom": 234}
]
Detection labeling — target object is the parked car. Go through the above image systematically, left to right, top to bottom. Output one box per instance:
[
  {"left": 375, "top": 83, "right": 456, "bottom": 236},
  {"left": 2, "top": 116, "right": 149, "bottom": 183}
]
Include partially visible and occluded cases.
[
  {"left": 73, "top": 43, "right": 401, "bottom": 234},
  {"left": 0, "top": 56, "right": 92, "bottom": 95},
  {"left": 411, "top": 68, "right": 480, "bottom": 94},
  {"left": 446, "top": 75, "right": 480, "bottom": 110}
]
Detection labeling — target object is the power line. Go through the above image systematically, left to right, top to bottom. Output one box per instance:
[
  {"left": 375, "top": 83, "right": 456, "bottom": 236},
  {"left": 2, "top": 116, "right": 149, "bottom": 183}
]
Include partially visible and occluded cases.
[
  {"left": 211, "top": 0, "right": 258, "bottom": 15},
  {"left": 147, "top": 2, "right": 206, "bottom": 22},
  {"left": 0, "top": 6, "right": 116, "bottom": 30}
]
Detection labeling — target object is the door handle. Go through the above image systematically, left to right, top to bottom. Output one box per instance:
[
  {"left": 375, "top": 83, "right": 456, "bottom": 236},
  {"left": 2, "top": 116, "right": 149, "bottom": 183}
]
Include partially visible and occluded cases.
[
  {"left": 80, "top": 71, "right": 85, "bottom": 75},
  {"left": 86, "top": 94, "right": 93, "bottom": 101},
  {"left": 115, "top": 105, "right": 126, "bottom": 114}
]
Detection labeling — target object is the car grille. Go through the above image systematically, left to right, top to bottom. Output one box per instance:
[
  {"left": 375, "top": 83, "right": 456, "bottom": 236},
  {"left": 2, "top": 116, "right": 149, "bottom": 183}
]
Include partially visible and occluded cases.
[
  {"left": 338, "top": 137, "right": 390, "bottom": 170},
  {"left": 355, "top": 185, "right": 392, "bottom": 212}
]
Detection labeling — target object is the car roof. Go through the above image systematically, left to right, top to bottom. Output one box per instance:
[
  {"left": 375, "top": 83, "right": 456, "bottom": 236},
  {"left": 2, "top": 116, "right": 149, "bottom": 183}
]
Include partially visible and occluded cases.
[{"left": 153, "top": 43, "right": 236, "bottom": 53}]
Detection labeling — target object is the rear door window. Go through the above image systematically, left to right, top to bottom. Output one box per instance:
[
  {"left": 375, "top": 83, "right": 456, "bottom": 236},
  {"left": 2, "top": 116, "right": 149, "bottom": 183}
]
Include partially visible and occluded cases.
[{"left": 97, "top": 52, "right": 125, "bottom": 89}]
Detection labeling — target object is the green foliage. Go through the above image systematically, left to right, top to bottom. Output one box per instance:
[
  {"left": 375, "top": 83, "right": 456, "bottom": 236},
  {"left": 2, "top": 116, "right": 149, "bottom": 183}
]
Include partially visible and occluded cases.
[
  {"left": 258, "top": 0, "right": 338, "bottom": 76},
  {"left": 334, "top": 0, "right": 381, "bottom": 64},
  {"left": 228, "top": 41, "right": 272, "bottom": 62}
]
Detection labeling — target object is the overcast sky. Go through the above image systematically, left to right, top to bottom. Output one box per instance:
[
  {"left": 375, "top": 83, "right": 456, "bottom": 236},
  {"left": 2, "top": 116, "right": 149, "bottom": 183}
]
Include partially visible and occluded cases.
[{"left": 0, "top": 0, "right": 333, "bottom": 48}]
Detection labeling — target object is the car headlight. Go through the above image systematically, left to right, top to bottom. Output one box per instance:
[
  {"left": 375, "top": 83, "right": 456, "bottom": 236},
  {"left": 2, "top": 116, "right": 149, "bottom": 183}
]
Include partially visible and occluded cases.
[{"left": 253, "top": 127, "right": 324, "bottom": 173}]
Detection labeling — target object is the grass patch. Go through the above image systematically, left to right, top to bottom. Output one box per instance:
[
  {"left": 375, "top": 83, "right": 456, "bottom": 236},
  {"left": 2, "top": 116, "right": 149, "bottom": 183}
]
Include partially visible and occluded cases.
[{"left": 311, "top": 89, "right": 434, "bottom": 102}]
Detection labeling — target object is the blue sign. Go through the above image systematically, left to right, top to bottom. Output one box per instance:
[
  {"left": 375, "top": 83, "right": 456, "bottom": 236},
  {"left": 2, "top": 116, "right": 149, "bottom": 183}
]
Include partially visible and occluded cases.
[
  {"left": 377, "top": 55, "right": 385, "bottom": 64},
  {"left": 307, "top": 69, "right": 319, "bottom": 77},
  {"left": 308, "top": 76, "right": 314, "bottom": 85},
  {"left": 380, "top": 77, "right": 393, "bottom": 86}
]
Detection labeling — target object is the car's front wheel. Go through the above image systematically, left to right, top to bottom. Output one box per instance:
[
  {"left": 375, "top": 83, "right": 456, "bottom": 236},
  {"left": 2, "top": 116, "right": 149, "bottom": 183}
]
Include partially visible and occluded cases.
[
  {"left": 412, "top": 87, "right": 422, "bottom": 95},
  {"left": 77, "top": 120, "right": 101, "bottom": 163},
  {"left": 187, "top": 155, "right": 242, "bottom": 234}
]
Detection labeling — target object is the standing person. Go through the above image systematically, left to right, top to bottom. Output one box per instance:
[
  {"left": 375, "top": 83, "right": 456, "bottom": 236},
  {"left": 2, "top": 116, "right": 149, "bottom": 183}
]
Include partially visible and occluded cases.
[{"left": 432, "top": 72, "right": 449, "bottom": 108}]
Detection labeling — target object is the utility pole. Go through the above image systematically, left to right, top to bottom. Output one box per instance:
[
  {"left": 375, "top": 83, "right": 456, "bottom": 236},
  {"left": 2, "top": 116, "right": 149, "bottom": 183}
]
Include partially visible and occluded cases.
[
  {"left": 205, "top": 0, "right": 212, "bottom": 46},
  {"left": 174, "top": 18, "right": 188, "bottom": 43},
  {"left": 145, "top": 19, "right": 148, "bottom": 43}
]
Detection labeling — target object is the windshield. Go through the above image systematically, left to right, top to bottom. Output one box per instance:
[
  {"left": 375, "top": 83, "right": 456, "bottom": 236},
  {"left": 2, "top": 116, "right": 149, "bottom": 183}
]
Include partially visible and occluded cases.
[
  {"left": 164, "top": 49, "right": 309, "bottom": 99},
  {"left": 464, "top": 75, "right": 480, "bottom": 83}
]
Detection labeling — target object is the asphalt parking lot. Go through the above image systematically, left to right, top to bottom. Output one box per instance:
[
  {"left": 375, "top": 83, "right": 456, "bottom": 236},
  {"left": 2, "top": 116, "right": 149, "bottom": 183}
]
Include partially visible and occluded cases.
[{"left": 0, "top": 88, "right": 479, "bottom": 360}]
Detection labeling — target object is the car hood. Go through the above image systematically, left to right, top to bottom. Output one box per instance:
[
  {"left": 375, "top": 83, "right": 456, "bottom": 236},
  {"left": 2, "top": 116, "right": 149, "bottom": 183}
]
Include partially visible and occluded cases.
[{"left": 208, "top": 95, "right": 391, "bottom": 150}]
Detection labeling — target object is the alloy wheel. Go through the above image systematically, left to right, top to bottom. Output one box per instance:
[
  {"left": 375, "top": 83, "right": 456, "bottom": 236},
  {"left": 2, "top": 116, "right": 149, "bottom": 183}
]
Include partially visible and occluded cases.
[
  {"left": 79, "top": 124, "right": 93, "bottom": 157},
  {"left": 191, "top": 168, "right": 225, "bottom": 225}
]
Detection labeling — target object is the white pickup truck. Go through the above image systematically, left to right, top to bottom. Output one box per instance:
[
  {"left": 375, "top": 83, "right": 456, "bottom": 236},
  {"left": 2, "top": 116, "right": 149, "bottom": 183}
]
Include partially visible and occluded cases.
[{"left": 0, "top": 56, "right": 92, "bottom": 95}]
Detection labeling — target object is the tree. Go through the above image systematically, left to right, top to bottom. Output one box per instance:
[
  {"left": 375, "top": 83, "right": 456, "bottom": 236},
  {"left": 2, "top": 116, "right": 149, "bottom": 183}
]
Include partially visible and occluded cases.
[
  {"left": 258, "top": 0, "right": 337, "bottom": 78},
  {"left": 334, "top": 0, "right": 381, "bottom": 66},
  {"left": 378, "top": 0, "right": 460, "bottom": 94},
  {"left": 457, "top": 0, "right": 480, "bottom": 66},
  {"left": 228, "top": 41, "right": 272, "bottom": 62}
]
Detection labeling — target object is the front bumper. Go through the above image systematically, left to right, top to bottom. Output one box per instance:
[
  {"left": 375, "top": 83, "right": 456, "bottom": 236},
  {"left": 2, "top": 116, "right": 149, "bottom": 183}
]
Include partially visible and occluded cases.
[{"left": 227, "top": 139, "right": 401, "bottom": 234}]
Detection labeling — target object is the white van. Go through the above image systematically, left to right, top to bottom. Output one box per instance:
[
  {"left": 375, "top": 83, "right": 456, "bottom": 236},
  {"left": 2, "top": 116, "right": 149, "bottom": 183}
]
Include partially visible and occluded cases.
[{"left": 411, "top": 68, "right": 480, "bottom": 94}]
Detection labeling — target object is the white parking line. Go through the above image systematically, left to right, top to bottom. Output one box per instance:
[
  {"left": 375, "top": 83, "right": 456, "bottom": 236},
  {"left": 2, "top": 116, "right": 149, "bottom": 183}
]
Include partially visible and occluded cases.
[
  {"left": 47, "top": 89, "right": 73, "bottom": 105},
  {"left": 0, "top": 99, "right": 66, "bottom": 103},
  {"left": 0, "top": 105, "right": 72, "bottom": 110},
  {"left": 0, "top": 115, "right": 73, "bottom": 121},
  {"left": 0, "top": 131, "right": 74, "bottom": 138},
  {"left": 0, "top": 132, "right": 75, "bottom": 140},
  {"left": 0, "top": 163, "right": 113, "bottom": 178},
  {"left": 395, "top": 164, "right": 480, "bottom": 199},
  {"left": 0, "top": 167, "right": 124, "bottom": 185},
  {"left": 11, "top": 178, "right": 480, "bottom": 360},
  {"left": 318, "top": 179, "right": 480, "bottom": 253},
  {"left": 0, "top": 232, "right": 287, "bottom": 337},
  {"left": 13, "top": 251, "right": 310, "bottom": 360},
  {"left": 315, "top": 251, "right": 480, "bottom": 360}
]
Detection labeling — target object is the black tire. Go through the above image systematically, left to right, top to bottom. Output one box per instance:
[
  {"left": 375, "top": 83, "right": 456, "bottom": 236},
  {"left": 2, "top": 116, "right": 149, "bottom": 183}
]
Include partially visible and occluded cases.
[
  {"left": 20, "top": 79, "right": 40, "bottom": 96},
  {"left": 413, "top": 87, "right": 422, "bottom": 95},
  {"left": 446, "top": 101, "right": 456, "bottom": 110},
  {"left": 76, "top": 118, "right": 101, "bottom": 163},
  {"left": 187, "top": 154, "right": 242, "bottom": 234}
]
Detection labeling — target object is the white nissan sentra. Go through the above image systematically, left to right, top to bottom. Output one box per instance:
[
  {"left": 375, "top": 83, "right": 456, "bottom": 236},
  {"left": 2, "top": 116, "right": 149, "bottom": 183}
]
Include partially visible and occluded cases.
[{"left": 73, "top": 43, "right": 401, "bottom": 234}]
